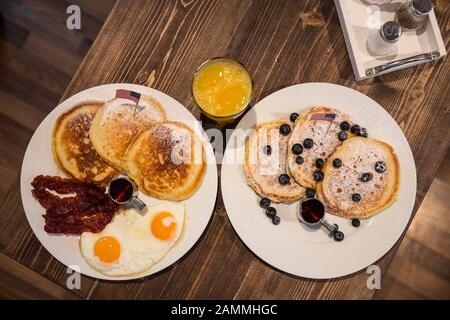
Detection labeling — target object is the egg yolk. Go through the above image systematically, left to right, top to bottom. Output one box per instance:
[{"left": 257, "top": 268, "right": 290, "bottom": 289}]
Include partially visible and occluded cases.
[
  {"left": 151, "top": 212, "right": 177, "bottom": 240},
  {"left": 94, "top": 236, "right": 121, "bottom": 263}
]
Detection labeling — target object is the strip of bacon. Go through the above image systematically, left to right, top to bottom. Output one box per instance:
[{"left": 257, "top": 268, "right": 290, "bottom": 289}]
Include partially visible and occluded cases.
[{"left": 31, "top": 175, "right": 120, "bottom": 235}]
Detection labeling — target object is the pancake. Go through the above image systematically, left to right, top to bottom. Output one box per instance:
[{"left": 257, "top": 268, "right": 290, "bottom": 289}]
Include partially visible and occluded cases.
[
  {"left": 89, "top": 95, "right": 166, "bottom": 171},
  {"left": 52, "top": 102, "right": 117, "bottom": 185},
  {"left": 287, "top": 107, "right": 354, "bottom": 189},
  {"left": 244, "top": 120, "right": 306, "bottom": 203},
  {"left": 123, "top": 122, "right": 206, "bottom": 201},
  {"left": 317, "top": 137, "right": 400, "bottom": 219}
]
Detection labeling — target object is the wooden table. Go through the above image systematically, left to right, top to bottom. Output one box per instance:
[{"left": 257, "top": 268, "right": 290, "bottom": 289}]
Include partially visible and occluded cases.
[{"left": 1, "top": 0, "right": 449, "bottom": 300}]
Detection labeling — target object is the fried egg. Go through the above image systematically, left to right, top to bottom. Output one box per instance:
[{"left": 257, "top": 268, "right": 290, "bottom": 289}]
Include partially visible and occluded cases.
[{"left": 80, "top": 203, "right": 185, "bottom": 276}]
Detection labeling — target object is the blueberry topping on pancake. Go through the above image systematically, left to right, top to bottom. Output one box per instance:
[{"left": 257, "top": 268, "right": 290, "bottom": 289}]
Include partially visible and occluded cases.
[
  {"left": 287, "top": 107, "right": 353, "bottom": 189},
  {"left": 290, "top": 112, "right": 299, "bottom": 123},
  {"left": 244, "top": 119, "right": 306, "bottom": 203},
  {"left": 340, "top": 121, "right": 350, "bottom": 131},
  {"left": 279, "top": 124, "right": 291, "bottom": 135},
  {"left": 350, "top": 124, "right": 361, "bottom": 134},
  {"left": 358, "top": 128, "right": 368, "bottom": 138},
  {"left": 338, "top": 131, "right": 348, "bottom": 141},
  {"left": 317, "top": 137, "right": 400, "bottom": 219},
  {"left": 303, "top": 138, "right": 314, "bottom": 149},
  {"left": 291, "top": 143, "right": 303, "bottom": 155},
  {"left": 263, "top": 145, "right": 272, "bottom": 155},
  {"left": 295, "top": 156, "right": 304, "bottom": 164},
  {"left": 315, "top": 158, "right": 324, "bottom": 169},
  {"left": 332, "top": 158, "right": 342, "bottom": 168},
  {"left": 375, "top": 161, "right": 387, "bottom": 173},
  {"left": 313, "top": 170, "right": 324, "bottom": 182},
  {"left": 360, "top": 172, "right": 372, "bottom": 182},
  {"left": 278, "top": 174, "right": 290, "bottom": 185},
  {"left": 305, "top": 188, "right": 316, "bottom": 198},
  {"left": 352, "top": 193, "right": 361, "bottom": 202},
  {"left": 260, "top": 197, "right": 271, "bottom": 209},
  {"left": 266, "top": 206, "right": 277, "bottom": 218},
  {"left": 272, "top": 215, "right": 281, "bottom": 225},
  {"left": 351, "top": 218, "right": 361, "bottom": 227},
  {"left": 333, "top": 231, "right": 344, "bottom": 241}
]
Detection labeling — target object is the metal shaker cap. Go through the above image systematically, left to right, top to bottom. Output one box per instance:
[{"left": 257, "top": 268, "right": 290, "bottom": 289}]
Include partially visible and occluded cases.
[
  {"left": 412, "top": 0, "right": 432, "bottom": 16},
  {"left": 380, "top": 21, "right": 402, "bottom": 43}
]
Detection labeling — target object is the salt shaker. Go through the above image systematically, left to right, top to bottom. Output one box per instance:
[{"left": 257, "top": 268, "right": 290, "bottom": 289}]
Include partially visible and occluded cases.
[
  {"left": 396, "top": 0, "right": 432, "bottom": 31},
  {"left": 367, "top": 21, "right": 402, "bottom": 56}
]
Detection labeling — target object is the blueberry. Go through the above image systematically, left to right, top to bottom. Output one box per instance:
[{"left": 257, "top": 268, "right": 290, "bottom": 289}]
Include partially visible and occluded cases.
[
  {"left": 290, "top": 112, "right": 299, "bottom": 123},
  {"left": 340, "top": 121, "right": 350, "bottom": 131},
  {"left": 279, "top": 124, "right": 291, "bottom": 135},
  {"left": 350, "top": 124, "right": 361, "bottom": 134},
  {"left": 358, "top": 127, "right": 368, "bottom": 138},
  {"left": 338, "top": 131, "right": 348, "bottom": 141},
  {"left": 303, "top": 138, "right": 314, "bottom": 149},
  {"left": 291, "top": 143, "right": 303, "bottom": 155},
  {"left": 263, "top": 145, "right": 272, "bottom": 155},
  {"left": 295, "top": 156, "right": 304, "bottom": 164},
  {"left": 315, "top": 158, "right": 324, "bottom": 169},
  {"left": 332, "top": 158, "right": 342, "bottom": 168},
  {"left": 375, "top": 161, "right": 386, "bottom": 173},
  {"left": 313, "top": 170, "right": 324, "bottom": 182},
  {"left": 360, "top": 172, "right": 372, "bottom": 182},
  {"left": 278, "top": 174, "right": 290, "bottom": 185},
  {"left": 305, "top": 188, "right": 316, "bottom": 198},
  {"left": 352, "top": 193, "right": 361, "bottom": 202},
  {"left": 259, "top": 197, "right": 271, "bottom": 209},
  {"left": 266, "top": 206, "right": 277, "bottom": 218},
  {"left": 272, "top": 215, "right": 281, "bottom": 225},
  {"left": 351, "top": 218, "right": 360, "bottom": 227},
  {"left": 333, "top": 224, "right": 339, "bottom": 231},
  {"left": 333, "top": 231, "right": 344, "bottom": 241}
]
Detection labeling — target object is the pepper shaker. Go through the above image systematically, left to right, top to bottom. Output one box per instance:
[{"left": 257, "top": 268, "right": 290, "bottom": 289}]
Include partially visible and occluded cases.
[
  {"left": 396, "top": 0, "right": 432, "bottom": 31},
  {"left": 367, "top": 21, "right": 402, "bottom": 56}
]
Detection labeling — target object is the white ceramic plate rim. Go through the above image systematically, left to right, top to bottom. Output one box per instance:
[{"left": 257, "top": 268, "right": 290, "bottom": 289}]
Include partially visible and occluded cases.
[
  {"left": 221, "top": 82, "right": 416, "bottom": 279},
  {"left": 20, "top": 84, "right": 218, "bottom": 281}
]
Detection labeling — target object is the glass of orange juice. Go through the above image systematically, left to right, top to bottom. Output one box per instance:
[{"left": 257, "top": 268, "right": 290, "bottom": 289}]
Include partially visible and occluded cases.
[{"left": 192, "top": 57, "right": 252, "bottom": 124}]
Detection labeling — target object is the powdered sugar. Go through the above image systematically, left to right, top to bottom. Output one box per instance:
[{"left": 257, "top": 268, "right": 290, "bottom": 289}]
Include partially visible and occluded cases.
[
  {"left": 100, "top": 98, "right": 165, "bottom": 125},
  {"left": 287, "top": 107, "right": 351, "bottom": 185},
  {"left": 245, "top": 121, "right": 305, "bottom": 201},
  {"left": 326, "top": 139, "right": 388, "bottom": 210}
]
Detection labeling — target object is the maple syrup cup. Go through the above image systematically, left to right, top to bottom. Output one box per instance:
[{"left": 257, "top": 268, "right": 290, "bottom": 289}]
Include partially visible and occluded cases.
[
  {"left": 107, "top": 177, "right": 146, "bottom": 213},
  {"left": 297, "top": 198, "right": 337, "bottom": 233}
]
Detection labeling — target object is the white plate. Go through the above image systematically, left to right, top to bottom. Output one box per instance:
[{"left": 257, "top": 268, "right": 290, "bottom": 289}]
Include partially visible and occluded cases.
[
  {"left": 221, "top": 82, "right": 416, "bottom": 279},
  {"left": 20, "top": 84, "right": 218, "bottom": 280}
]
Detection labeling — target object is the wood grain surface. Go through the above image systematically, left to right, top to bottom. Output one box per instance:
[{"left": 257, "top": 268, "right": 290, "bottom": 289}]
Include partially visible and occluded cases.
[{"left": 0, "top": 0, "right": 449, "bottom": 299}]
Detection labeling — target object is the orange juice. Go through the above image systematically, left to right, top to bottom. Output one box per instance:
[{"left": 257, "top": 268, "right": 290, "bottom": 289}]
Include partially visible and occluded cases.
[{"left": 192, "top": 58, "right": 252, "bottom": 123}]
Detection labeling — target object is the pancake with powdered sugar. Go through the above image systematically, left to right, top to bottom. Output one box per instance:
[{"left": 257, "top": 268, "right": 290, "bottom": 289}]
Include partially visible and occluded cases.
[
  {"left": 89, "top": 96, "right": 166, "bottom": 171},
  {"left": 287, "top": 107, "right": 355, "bottom": 189},
  {"left": 244, "top": 119, "right": 306, "bottom": 203},
  {"left": 123, "top": 122, "right": 206, "bottom": 201},
  {"left": 317, "top": 137, "right": 400, "bottom": 218}
]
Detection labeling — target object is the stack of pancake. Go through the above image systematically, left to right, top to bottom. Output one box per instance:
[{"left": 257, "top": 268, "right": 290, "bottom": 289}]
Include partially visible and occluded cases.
[
  {"left": 52, "top": 95, "right": 206, "bottom": 201},
  {"left": 244, "top": 107, "right": 400, "bottom": 219}
]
